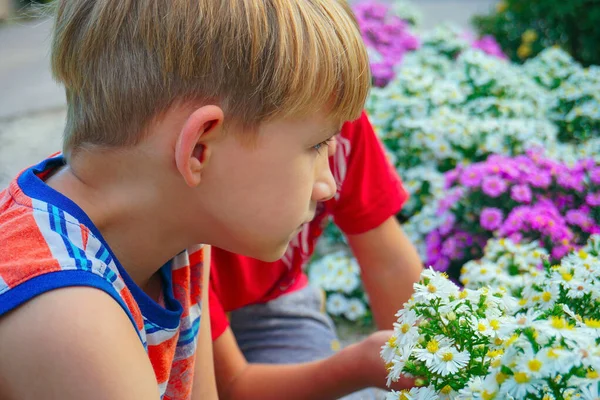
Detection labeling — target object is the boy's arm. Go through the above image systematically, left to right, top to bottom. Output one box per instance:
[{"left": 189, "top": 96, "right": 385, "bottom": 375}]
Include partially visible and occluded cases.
[
  {"left": 347, "top": 216, "right": 423, "bottom": 329},
  {"left": 0, "top": 287, "right": 161, "bottom": 400},
  {"left": 213, "top": 327, "right": 413, "bottom": 400}
]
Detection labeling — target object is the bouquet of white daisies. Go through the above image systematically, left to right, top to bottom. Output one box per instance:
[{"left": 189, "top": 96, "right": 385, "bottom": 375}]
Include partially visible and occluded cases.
[{"left": 382, "top": 235, "right": 600, "bottom": 399}]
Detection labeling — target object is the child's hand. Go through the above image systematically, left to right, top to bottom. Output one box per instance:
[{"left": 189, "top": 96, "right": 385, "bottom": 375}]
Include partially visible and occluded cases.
[{"left": 350, "top": 330, "right": 416, "bottom": 391}]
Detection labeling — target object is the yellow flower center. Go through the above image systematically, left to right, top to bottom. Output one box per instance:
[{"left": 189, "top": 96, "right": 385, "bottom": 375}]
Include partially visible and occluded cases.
[
  {"left": 578, "top": 250, "right": 588, "bottom": 259},
  {"left": 561, "top": 273, "right": 573, "bottom": 282},
  {"left": 427, "top": 284, "right": 437, "bottom": 293},
  {"left": 459, "top": 291, "right": 468, "bottom": 299},
  {"left": 542, "top": 292, "right": 552, "bottom": 302},
  {"left": 518, "top": 298, "right": 528, "bottom": 307},
  {"left": 550, "top": 316, "right": 572, "bottom": 330},
  {"left": 585, "top": 319, "right": 600, "bottom": 328},
  {"left": 478, "top": 322, "right": 487, "bottom": 332},
  {"left": 401, "top": 324, "right": 411, "bottom": 334},
  {"left": 506, "top": 334, "right": 519, "bottom": 346},
  {"left": 388, "top": 336, "right": 397, "bottom": 347},
  {"left": 494, "top": 337, "right": 503, "bottom": 346},
  {"left": 426, "top": 340, "right": 439, "bottom": 353},
  {"left": 547, "top": 348, "right": 560, "bottom": 359},
  {"left": 442, "top": 352, "right": 454, "bottom": 362},
  {"left": 491, "top": 359, "right": 502, "bottom": 368},
  {"left": 528, "top": 359, "right": 542, "bottom": 372},
  {"left": 587, "top": 369, "right": 599, "bottom": 379},
  {"left": 495, "top": 372, "right": 508, "bottom": 384},
  {"left": 514, "top": 372, "right": 530, "bottom": 384},
  {"left": 441, "top": 385, "right": 452, "bottom": 394},
  {"left": 399, "top": 390, "right": 411, "bottom": 400},
  {"left": 482, "top": 390, "right": 496, "bottom": 400}
]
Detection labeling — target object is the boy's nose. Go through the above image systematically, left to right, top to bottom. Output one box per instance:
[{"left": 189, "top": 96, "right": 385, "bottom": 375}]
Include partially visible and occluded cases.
[{"left": 313, "top": 165, "right": 336, "bottom": 203}]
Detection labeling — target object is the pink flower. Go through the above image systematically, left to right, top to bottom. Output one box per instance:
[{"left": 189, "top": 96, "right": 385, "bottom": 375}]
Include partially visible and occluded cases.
[
  {"left": 471, "top": 35, "right": 507, "bottom": 59},
  {"left": 459, "top": 166, "right": 484, "bottom": 188},
  {"left": 589, "top": 167, "right": 600, "bottom": 185},
  {"left": 444, "top": 168, "right": 461, "bottom": 189},
  {"left": 527, "top": 171, "right": 552, "bottom": 189},
  {"left": 557, "top": 172, "right": 585, "bottom": 192},
  {"left": 482, "top": 176, "right": 508, "bottom": 197},
  {"left": 510, "top": 184, "right": 532, "bottom": 203},
  {"left": 586, "top": 192, "right": 600, "bottom": 207},
  {"left": 480, "top": 207, "right": 504, "bottom": 231},
  {"left": 566, "top": 209, "right": 594, "bottom": 230},
  {"left": 439, "top": 214, "right": 456, "bottom": 236},
  {"left": 552, "top": 245, "right": 571, "bottom": 259},
  {"left": 432, "top": 257, "right": 450, "bottom": 272}
]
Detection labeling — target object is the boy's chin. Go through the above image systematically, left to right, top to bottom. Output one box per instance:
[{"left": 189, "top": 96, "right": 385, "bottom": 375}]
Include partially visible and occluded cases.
[{"left": 246, "top": 241, "right": 291, "bottom": 263}]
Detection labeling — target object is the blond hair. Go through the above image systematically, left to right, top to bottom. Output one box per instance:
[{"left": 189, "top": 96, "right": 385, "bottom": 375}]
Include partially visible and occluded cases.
[{"left": 50, "top": 0, "right": 371, "bottom": 155}]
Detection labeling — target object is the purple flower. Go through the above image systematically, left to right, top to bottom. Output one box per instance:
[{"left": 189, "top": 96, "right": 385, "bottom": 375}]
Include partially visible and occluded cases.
[
  {"left": 472, "top": 35, "right": 507, "bottom": 59},
  {"left": 459, "top": 166, "right": 484, "bottom": 188},
  {"left": 589, "top": 167, "right": 600, "bottom": 185},
  {"left": 444, "top": 168, "right": 461, "bottom": 189},
  {"left": 527, "top": 171, "right": 552, "bottom": 189},
  {"left": 557, "top": 172, "right": 585, "bottom": 192},
  {"left": 482, "top": 176, "right": 508, "bottom": 198},
  {"left": 510, "top": 184, "right": 532, "bottom": 203},
  {"left": 437, "top": 188, "right": 464, "bottom": 215},
  {"left": 586, "top": 192, "right": 600, "bottom": 207},
  {"left": 556, "top": 194, "right": 575, "bottom": 209},
  {"left": 480, "top": 207, "right": 504, "bottom": 231},
  {"left": 566, "top": 209, "right": 594, "bottom": 230},
  {"left": 439, "top": 214, "right": 456, "bottom": 236},
  {"left": 454, "top": 232, "right": 475, "bottom": 247},
  {"left": 508, "top": 232, "right": 523, "bottom": 243},
  {"left": 441, "top": 237, "right": 458, "bottom": 257},
  {"left": 552, "top": 244, "right": 571, "bottom": 260},
  {"left": 432, "top": 257, "right": 450, "bottom": 272}
]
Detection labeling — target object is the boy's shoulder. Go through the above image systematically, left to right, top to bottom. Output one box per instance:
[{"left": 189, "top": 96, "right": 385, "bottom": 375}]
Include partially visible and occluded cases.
[
  {"left": 0, "top": 159, "right": 141, "bottom": 330},
  {"left": 0, "top": 284, "right": 162, "bottom": 399}
]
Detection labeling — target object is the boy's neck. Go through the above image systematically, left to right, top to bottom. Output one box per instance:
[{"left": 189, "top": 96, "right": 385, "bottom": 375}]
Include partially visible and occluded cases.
[{"left": 46, "top": 148, "right": 202, "bottom": 290}]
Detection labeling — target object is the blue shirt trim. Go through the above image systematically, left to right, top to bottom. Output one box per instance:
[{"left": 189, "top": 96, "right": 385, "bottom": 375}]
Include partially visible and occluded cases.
[{"left": 0, "top": 270, "right": 140, "bottom": 338}]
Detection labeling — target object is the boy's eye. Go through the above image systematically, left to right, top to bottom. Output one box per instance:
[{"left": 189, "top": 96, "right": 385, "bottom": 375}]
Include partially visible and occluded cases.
[{"left": 313, "top": 137, "right": 335, "bottom": 155}]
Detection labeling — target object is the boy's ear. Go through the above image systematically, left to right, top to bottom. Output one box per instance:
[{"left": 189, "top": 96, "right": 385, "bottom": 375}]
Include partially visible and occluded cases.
[{"left": 175, "top": 105, "right": 224, "bottom": 187}]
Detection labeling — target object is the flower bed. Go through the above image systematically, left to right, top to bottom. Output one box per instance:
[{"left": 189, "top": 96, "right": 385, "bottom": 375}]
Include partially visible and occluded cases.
[
  {"left": 409, "top": 151, "right": 599, "bottom": 281},
  {"left": 382, "top": 235, "right": 600, "bottom": 399}
]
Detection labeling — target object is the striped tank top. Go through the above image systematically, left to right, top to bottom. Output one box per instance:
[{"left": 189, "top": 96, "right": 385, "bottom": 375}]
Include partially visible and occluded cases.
[{"left": 0, "top": 156, "right": 204, "bottom": 399}]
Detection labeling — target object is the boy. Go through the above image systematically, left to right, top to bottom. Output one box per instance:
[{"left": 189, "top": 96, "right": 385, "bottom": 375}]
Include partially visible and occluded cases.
[
  {"left": 0, "top": 1, "right": 370, "bottom": 399},
  {"left": 209, "top": 112, "right": 422, "bottom": 399}
]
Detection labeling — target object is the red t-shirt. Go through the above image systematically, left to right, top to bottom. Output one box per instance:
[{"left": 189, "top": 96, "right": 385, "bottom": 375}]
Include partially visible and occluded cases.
[{"left": 209, "top": 112, "right": 408, "bottom": 340}]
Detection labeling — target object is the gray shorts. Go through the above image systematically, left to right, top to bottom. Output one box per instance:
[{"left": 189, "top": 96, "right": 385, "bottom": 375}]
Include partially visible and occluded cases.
[{"left": 229, "top": 284, "right": 382, "bottom": 400}]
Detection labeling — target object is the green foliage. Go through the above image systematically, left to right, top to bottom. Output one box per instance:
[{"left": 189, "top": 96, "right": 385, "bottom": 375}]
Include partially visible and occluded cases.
[{"left": 473, "top": 0, "right": 600, "bottom": 67}]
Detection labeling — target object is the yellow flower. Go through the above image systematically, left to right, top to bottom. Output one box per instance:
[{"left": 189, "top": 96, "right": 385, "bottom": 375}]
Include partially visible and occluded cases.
[
  {"left": 496, "top": 1, "right": 508, "bottom": 13},
  {"left": 521, "top": 29, "right": 538, "bottom": 43},
  {"left": 517, "top": 44, "right": 532, "bottom": 59}
]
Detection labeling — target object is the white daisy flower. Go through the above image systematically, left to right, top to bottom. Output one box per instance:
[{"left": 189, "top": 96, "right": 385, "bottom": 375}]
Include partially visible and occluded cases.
[
  {"left": 325, "top": 293, "right": 348, "bottom": 316},
  {"left": 344, "top": 298, "right": 367, "bottom": 321},
  {"left": 394, "top": 309, "right": 420, "bottom": 346},
  {"left": 413, "top": 335, "right": 454, "bottom": 368},
  {"left": 429, "top": 346, "right": 471, "bottom": 376},
  {"left": 499, "top": 370, "right": 544, "bottom": 399},
  {"left": 387, "top": 386, "right": 439, "bottom": 400}
]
